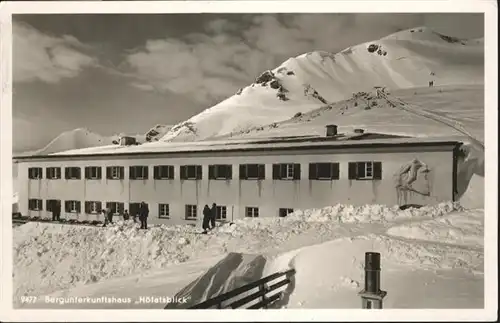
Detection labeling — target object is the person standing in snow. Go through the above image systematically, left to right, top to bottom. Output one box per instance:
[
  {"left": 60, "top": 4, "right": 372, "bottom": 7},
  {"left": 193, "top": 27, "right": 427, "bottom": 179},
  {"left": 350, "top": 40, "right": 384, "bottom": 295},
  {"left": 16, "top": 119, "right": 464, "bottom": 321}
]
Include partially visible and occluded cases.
[
  {"left": 52, "top": 200, "right": 61, "bottom": 222},
  {"left": 139, "top": 202, "right": 149, "bottom": 229},
  {"left": 210, "top": 203, "right": 217, "bottom": 229},
  {"left": 202, "top": 204, "right": 211, "bottom": 234},
  {"left": 102, "top": 209, "right": 108, "bottom": 227},
  {"left": 123, "top": 209, "right": 130, "bottom": 221}
]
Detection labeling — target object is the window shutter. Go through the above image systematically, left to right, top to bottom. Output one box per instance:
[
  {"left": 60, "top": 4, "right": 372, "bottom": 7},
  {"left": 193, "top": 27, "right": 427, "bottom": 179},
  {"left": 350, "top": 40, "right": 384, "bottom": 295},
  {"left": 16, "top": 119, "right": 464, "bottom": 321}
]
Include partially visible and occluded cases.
[
  {"left": 348, "top": 162, "right": 357, "bottom": 180},
  {"left": 357, "top": 162, "right": 366, "bottom": 178},
  {"left": 374, "top": 162, "right": 382, "bottom": 180},
  {"left": 308, "top": 163, "right": 317, "bottom": 180},
  {"left": 332, "top": 163, "right": 340, "bottom": 180},
  {"left": 258, "top": 164, "right": 265, "bottom": 179},
  {"left": 272, "top": 164, "right": 280, "bottom": 180},
  {"left": 280, "top": 164, "right": 287, "bottom": 178},
  {"left": 293, "top": 164, "right": 301, "bottom": 180},
  {"left": 196, "top": 165, "right": 202, "bottom": 180},
  {"left": 209, "top": 165, "right": 214, "bottom": 179},
  {"left": 227, "top": 165, "right": 232, "bottom": 179},
  {"left": 239, "top": 165, "right": 246, "bottom": 179},
  {"left": 129, "top": 166, "right": 136, "bottom": 180},
  {"left": 144, "top": 166, "right": 149, "bottom": 179},
  {"left": 153, "top": 166, "right": 159, "bottom": 179},
  {"left": 169, "top": 166, "right": 174, "bottom": 179},
  {"left": 180, "top": 166, "right": 186, "bottom": 180},
  {"left": 57, "top": 167, "right": 61, "bottom": 179},
  {"left": 65, "top": 167, "right": 70, "bottom": 179},
  {"left": 76, "top": 167, "right": 81, "bottom": 179},
  {"left": 85, "top": 167, "right": 90, "bottom": 179},
  {"left": 97, "top": 167, "right": 102, "bottom": 179},
  {"left": 120, "top": 167, "right": 125, "bottom": 179},
  {"left": 28, "top": 168, "right": 32, "bottom": 179},
  {"left": 38, "top": 168, "right": 43, "bottom": 179},
  {"left": 45, "top": 168, "right": 49, "bottom": 179},
  {"left": 28, "top": 199, "right": 32, "bottom": 210},
  {"left": 46, "top": 200, "right": 50, "bottom": 211},
  {"left": 65, "top": 201, "right": 70, "bottom": 213},
  {"left": 75, "top": 201, "right": 80, "bottom": 213},
  {"left": 85, "top": 201, "right": 90, "bottom": 214},
  {"left": 97, "top": 201, "right": 102, "bottom": 212},
  {"left": 118, "top": 203, "right": 124, "bottom": 214}
]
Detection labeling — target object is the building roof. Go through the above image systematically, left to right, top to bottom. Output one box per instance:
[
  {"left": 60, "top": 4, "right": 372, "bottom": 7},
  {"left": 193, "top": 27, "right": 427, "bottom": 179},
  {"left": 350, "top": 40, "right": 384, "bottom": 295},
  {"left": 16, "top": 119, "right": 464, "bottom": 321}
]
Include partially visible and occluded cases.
[{"left": 12, "top": 133, "right": 462, "bottom": 161}]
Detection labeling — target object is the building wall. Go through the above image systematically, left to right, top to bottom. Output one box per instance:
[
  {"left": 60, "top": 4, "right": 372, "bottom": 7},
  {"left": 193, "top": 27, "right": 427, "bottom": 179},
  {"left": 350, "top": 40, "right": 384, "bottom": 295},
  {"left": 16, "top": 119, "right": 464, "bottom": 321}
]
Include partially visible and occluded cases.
[{"left": 16, "top": 146, "right": 455, "bottom": 226}]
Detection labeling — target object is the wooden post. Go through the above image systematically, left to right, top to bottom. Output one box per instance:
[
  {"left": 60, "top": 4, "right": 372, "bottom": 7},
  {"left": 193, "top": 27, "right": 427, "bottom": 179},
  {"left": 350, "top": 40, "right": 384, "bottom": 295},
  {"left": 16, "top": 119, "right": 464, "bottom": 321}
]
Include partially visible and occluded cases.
[
  {"left": 358, "top": 252, "right": 387, "bottom": 309},
  {"left": 259, "top": 283, "right": 268, "bottom": 309}
]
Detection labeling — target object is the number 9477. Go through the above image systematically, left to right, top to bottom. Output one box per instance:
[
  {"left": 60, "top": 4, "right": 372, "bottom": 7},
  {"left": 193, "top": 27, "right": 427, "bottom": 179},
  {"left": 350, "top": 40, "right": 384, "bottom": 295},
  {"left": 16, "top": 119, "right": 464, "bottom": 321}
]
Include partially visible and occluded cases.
[{"left": 20, "top": 296, "right": 38, "bottom": 304}]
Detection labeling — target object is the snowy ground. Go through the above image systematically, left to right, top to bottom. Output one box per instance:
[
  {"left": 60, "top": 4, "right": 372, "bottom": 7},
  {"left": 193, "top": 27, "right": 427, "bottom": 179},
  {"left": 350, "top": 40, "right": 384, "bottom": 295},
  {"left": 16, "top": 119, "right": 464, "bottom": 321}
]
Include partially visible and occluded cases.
[{"left": 13, "top": 202, "right": 484, "bottom": 309}]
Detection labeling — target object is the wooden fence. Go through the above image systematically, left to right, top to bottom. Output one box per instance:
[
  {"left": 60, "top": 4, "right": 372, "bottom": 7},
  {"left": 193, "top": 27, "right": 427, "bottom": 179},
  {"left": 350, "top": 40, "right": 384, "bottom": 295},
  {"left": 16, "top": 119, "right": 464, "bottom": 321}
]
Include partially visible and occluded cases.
[{"left": 174, "top": 268, "right": 296, "bottom": 309}]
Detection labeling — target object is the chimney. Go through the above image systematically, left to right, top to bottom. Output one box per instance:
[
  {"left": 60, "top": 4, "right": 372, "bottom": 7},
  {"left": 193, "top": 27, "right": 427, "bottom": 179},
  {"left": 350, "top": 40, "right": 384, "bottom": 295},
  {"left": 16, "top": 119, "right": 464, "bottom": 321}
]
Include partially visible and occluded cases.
[
  {"left": 325, "top": 124, "right": 338, "bottom": 137},
  {"left": 353, "top": 128, "right": 365, "bottom": 134},
  {"left": 119, "top": 136, "right": 137, "bottom": 146}
]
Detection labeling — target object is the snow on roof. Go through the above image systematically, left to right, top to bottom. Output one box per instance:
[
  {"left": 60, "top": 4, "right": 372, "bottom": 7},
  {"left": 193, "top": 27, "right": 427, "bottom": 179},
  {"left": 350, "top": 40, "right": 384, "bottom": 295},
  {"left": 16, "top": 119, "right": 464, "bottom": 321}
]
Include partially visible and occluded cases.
[{"left": 13, "top": 133, "right": 462, "bottom": 161}]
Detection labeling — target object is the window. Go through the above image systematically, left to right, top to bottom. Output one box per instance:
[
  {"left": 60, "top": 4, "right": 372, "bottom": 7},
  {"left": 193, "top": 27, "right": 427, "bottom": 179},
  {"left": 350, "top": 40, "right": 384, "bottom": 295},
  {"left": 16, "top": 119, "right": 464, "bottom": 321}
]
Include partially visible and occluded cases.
[
  {"left": 348, "top": 162, "right": 382, "bottom": 180},
  {"left": 272, "top": 163, "right": 301, "bottom": 180},
  {"left": 309, "top": 163, "right": 340, "bottom": 180},
  {"left": 239, "top": 164, "right": 265, "bottom": 180},
  {"left": 153, "top": 165, "right": 174, "bottom": 179},
  {"left": 180, "top": 165, "right": 202, "bottom": 180},
  {"left": 209, "top": 165, "right": 233, "bottom": 180},
  {"left": 85, "top": 166, "right": 102, "bottom": 180},
  {"left": 106, "top": 166, "right": 124, "bottom": 180},
  {"left": 130, "top": 166, "right": 149, "bottom": 180},
  {"left": 28, "top": 167, "right": 43, "bottom": 179},
  {"left": 46, "top": 167, "right": 61, "bottom": 179},
  {"left": 65, "top": 167, "right": 81, "bottom": 180},
  {"left": 28, "top": 199, "right": 43, "bottom": 211},
  {"left": 46, "top": 199, "right": 60, "bottom": 212},
  {"left": 64, "top": 200, "right": 81, "bottom": 213},
  {"left": 84, "top": 201, "right": 102, "bottom": 214},
  {"left": 106, "top": 202, "right": 125, "bottom": 215},
  {"left": 159, "top": 204, "right": 170, "bottom": 219},
  {"left": 185, "top": 204, "right": 197, "bottom": 220},
  {"left": 215, "top": 205, "right": 227, "bottom": 220},
  {"left": 245, "top": 207, "right": 259, "bottom": 218},
  {"left": 279, "top": 208, "right": 294, "bottom": 217}
]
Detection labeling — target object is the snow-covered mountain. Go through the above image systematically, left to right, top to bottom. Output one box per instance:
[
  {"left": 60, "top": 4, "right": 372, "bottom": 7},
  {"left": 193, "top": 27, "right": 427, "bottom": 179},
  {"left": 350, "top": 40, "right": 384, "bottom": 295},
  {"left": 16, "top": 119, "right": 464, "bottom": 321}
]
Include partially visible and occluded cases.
[
  {"left": 160, "top": 26, "right": 483, "bottom": 142},
  {"left": 14, "top": 124, "right": 173, "bottom": 157},
  {"left": 16, "top": 128, "right": 114, "bottom": 156}
]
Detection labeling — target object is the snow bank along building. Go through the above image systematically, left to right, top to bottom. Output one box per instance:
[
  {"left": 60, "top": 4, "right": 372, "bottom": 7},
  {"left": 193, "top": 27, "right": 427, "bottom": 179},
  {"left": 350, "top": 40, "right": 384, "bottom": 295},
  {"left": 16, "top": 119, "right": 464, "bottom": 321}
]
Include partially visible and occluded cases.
[{"left": 13, "top": 126, "right": 463, "bottom": 225}]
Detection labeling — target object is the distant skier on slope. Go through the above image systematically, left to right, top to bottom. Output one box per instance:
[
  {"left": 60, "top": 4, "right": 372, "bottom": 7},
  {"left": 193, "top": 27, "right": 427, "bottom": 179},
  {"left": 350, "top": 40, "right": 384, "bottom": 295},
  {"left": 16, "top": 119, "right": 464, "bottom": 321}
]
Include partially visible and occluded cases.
[{"left": 202, "top": 204, "right": 211, "bottom": 234}]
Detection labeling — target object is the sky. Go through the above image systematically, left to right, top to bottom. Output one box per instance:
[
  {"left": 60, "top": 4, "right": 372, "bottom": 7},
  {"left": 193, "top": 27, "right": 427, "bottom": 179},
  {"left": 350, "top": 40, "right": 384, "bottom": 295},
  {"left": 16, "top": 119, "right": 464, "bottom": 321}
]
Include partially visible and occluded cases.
[{"left": 12, "top": 12, "right": 484, "bottom": 153}]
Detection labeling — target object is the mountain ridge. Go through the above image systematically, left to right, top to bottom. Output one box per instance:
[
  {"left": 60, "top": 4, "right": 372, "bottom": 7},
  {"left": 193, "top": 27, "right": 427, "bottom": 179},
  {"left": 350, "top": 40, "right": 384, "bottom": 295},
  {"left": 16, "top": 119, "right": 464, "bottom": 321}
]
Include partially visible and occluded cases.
[{"left": 159, "top": 26, "right": 483, "bottom": 142}]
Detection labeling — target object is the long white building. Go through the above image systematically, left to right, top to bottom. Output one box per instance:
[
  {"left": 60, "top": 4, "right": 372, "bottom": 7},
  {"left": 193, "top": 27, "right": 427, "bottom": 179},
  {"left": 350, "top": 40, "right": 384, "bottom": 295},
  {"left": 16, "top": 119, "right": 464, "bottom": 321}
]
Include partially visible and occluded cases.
[{"left": 13, "top": 128, "right": 462, "bottom": 226}]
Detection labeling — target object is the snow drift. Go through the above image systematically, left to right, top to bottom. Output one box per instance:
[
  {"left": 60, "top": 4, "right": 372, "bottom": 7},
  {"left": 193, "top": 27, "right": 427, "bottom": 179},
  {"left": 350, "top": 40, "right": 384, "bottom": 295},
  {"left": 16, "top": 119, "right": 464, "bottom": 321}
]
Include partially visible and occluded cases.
[
  {"left": 160, "top": 27, "right": 483, "bottom": 142},
  {"left": 14, "top": 202, "right": 466, "bottom": 308},
  {"left": 166, "top": 208, "right": 483, "bottom": 309}
]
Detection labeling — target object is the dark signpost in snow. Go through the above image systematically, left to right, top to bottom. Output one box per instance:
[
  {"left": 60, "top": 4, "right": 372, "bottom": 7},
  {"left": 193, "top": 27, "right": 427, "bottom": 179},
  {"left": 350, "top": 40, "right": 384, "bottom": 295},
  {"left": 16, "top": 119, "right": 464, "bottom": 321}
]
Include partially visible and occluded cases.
[{"left": 358, "top": 252, "right": 387, "bottom": 309}]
